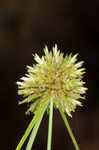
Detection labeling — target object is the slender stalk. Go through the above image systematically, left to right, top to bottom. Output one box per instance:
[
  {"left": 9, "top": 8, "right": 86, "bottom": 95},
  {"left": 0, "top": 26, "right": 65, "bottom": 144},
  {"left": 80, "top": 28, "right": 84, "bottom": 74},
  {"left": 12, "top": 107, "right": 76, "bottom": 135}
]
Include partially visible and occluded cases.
[
  {"left": 47, "top": 98, "right": 53, "bottom": 150},
  {"left": 16, "top": 99, "right": 50, "bottom": 150},
  {"left": 26, "top": 99, "right": 49, "bottom": 150},
  {"left": 59, "top": 107, "right": 80, "bottom": 150}
]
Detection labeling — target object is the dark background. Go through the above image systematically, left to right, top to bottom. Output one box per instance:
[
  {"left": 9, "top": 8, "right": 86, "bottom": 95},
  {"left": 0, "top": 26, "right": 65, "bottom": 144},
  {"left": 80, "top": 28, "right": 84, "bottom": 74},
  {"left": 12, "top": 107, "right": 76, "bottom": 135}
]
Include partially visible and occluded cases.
[{"left": 0, "top": 1, "right": 99, "bottom": 150}]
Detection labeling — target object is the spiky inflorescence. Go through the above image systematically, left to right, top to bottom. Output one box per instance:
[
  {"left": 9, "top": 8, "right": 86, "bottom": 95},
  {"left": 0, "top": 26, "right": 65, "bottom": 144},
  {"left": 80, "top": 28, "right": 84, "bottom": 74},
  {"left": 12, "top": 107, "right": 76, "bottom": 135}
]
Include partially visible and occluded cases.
[{"left": 17, "top": 45, "right": 87, "bottom": 117}]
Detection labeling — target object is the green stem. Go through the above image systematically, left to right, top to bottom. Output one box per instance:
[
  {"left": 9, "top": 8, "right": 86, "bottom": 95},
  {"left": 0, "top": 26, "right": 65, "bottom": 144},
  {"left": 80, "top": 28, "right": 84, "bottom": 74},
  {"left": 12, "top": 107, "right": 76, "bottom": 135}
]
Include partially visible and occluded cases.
[
  {"left": 47, "top": 98, "right": 53, "bottom": 150},
  {"left": 16, "top": 99, "right": 50, "bottom": 150},
  {"left": 26, "top": 99, "right": 49, "bottom": 150},
  {"left": 59, "top": 107, "right": 80, "bottom": 150}
]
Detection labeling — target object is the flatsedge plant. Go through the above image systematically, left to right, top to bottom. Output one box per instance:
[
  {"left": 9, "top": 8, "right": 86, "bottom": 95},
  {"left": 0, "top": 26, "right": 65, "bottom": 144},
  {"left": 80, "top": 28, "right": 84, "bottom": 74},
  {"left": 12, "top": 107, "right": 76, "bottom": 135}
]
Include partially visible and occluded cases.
[{"left": 16, "top": 45, "right": 87, "bottom": 150}]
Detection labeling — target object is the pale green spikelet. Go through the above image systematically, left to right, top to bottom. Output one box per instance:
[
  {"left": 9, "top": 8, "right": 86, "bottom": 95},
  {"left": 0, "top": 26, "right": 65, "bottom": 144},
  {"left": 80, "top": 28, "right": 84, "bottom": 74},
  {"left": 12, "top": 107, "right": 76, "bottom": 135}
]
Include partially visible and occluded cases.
[{"left": 16, "top": 44, "right": 87, "bottom": 117}]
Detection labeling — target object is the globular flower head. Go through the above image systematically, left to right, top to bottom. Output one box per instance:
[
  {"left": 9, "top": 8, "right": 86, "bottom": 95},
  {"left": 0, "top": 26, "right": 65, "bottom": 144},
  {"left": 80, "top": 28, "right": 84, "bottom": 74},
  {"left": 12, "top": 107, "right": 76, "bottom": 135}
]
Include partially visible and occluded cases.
[{"left": 17, "top": 45, "right": 87, "bottom": 117}]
